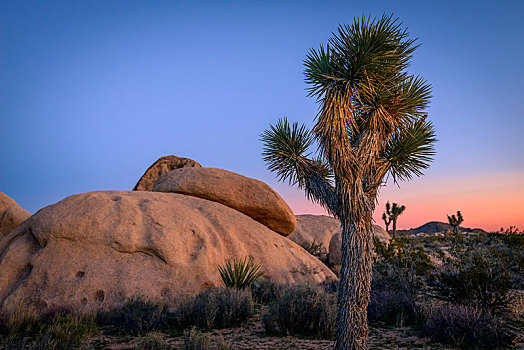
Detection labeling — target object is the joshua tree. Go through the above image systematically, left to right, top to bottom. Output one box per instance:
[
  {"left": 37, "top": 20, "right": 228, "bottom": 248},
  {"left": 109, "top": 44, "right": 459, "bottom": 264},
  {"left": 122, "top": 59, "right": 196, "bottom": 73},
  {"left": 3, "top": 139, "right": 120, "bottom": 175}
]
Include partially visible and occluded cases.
[
  {"left": 261, "top": 15, "right": 436, "bottom": 349},
  {"left": 383, "top": 201, "right": 406, "bottom": 238},
  {"left": 447, "top": 210, "right": 463, "bottom": 235},
  {"left": 381, "top": 212, "right": 391, "bottom": 232}
]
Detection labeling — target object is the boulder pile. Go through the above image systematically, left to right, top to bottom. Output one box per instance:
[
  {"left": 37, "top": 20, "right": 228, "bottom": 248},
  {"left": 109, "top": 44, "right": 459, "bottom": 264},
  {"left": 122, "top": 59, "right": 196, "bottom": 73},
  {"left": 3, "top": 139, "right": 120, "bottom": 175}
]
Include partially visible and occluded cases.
[
  {"left": 0, "top": 156, "right": 335, "bottom": 313},
  {"left": 153, "top": 167, "right": 296, "bottom": 236},
  {"left": 289, "top": 214, "right": 390, "bottom": 256}
]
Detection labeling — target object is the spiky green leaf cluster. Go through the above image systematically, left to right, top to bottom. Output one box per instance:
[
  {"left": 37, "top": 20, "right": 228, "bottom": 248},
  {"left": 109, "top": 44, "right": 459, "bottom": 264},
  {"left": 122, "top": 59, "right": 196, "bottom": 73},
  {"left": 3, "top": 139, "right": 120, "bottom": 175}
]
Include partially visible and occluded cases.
[
  {"left": 261, "top": 15, "right": 437, "bottom": 212},
  {"left": 218, "top": 257, "right": 264, "bottom": 290}
]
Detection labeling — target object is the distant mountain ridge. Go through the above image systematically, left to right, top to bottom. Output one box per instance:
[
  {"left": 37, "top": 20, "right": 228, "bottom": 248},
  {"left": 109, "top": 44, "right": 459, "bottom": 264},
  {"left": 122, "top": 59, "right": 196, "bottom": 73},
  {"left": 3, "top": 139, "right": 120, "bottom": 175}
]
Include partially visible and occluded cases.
[{"left": 396, "top": 221, "right": 487, "bottom": 235}]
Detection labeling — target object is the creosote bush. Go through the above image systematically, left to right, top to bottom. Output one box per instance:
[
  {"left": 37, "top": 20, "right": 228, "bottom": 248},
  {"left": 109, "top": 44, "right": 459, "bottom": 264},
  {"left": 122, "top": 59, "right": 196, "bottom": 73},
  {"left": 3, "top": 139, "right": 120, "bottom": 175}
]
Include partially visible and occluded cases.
[
  {"left": 430, "top": 233, "right": 515, "bottom": 314},
  {"left": 369, "top": 237, "right": 432, "bottom": 325},
  {"left": 300, "top": 241, "right": 329, "bottom": 265},
  {"left": 250, "top": 279, "right": 281, "bottom": 304},
  {"left": 262, "top": 284, "right": 336, "bottom": 339},
  {"left": 174, "top": 287, "right": 253, "bottom": 330},
  {"left": 368, "top": 288, "right": 420, "bottom": 326},
  {"left": 97, "top": 297, "right": 167, "bottom": 336},
  {"left": 423, "top": 303, "right": 514, "bottom": 348},
  {"left": 0, "top": 307, "right": 97, "bottom": 349},
  {"left": 182, "top": 327, "right": 230, "bottom": 350},
  {"left": 136, "top": 332, "right": 173, "bottom": 350}
]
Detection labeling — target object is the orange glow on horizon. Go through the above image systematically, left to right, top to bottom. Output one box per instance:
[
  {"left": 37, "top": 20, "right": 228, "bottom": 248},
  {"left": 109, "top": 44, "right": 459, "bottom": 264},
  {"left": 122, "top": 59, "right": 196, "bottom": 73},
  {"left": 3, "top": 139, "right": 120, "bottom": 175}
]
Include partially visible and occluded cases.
[{"left": 282, "top": 171, "right": 524, "bottom": 232}]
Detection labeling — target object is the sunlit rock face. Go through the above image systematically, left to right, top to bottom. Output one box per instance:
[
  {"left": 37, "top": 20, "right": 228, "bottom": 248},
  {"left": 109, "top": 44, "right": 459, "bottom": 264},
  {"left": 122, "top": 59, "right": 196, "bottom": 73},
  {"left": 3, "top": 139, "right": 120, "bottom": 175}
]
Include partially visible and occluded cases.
[
  {"left": 133, "top": 155, "right": 202, "bottom": 191},
  {"left": 153, "top": 167, "right": 297, "bottom": 236},
  {"left": 0, "top": 191, "right": 335, "bottom": 313},
  {"left": 0, "top": 191, "right": 30, "bottom": 236},
  {"left": 288, "top": 215, "right": 342, "bottom": 250}
]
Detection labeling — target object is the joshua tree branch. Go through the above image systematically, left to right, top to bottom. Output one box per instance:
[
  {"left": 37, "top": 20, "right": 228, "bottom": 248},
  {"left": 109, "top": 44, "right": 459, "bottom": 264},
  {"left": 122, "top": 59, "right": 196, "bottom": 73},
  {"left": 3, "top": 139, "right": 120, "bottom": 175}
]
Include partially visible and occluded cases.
[{"left": 261, "top": 118, "right": 339, "bottom": 217}]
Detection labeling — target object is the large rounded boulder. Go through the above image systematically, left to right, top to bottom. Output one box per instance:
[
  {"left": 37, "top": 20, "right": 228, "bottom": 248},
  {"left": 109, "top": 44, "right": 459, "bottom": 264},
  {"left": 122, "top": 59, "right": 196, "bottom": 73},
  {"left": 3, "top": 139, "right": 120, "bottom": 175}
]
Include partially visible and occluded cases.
[
  {"left": 133, "top": 155, "right": 202, "bottom": 191},
  {"left": 153, "top": 168, "right": 297, "bottom": 236},
  {"left": 0, "top": 191, "right": 334, "bottom": 313},
  {"left": 0, "top": 192, "right": 31, "bottom": 236},
  {"left": 288, "top": 215, "right": 341, "bottom": 249},
  {"left": 329, "top": 226, "right": 390, "bottom": 266}
]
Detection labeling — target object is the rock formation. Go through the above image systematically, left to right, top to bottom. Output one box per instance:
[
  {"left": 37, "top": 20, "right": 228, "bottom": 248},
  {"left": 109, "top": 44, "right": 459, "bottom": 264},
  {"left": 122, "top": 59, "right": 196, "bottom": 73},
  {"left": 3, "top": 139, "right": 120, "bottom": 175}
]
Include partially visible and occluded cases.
[
  {"left": 133, "top": 155, "right": 201, "bottom": 191},
  {"left": 153, "top": 167, "right": 297, "bottom": 236},
  {"left": 0, "top": 191, "right": 31, "bottom": 236},
  {"left": 0, "top": 191, "right": 334, "bottom": 313},
  {"left": 288, "top": 215, "right": 341, "bottom": 249}
]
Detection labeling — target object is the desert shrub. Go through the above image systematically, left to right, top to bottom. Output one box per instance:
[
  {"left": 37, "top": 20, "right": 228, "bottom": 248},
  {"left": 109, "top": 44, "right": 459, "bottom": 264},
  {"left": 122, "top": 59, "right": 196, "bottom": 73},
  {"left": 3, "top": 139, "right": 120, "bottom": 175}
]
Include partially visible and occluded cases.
[
  {"left": 449, "top": 231, "right": 523, "bottom": 289},
  {"left": 493, "top": 232, "right": 524, "bottom": 289},
  {"left": 431, "top": 235, "right": 515, "bottom": 314},
  {"left": 374, "top": 236, "right": 434, "bottom": 277},
  {"left": 369, "top": 237, "right": 431, "bottom": 325},
  {"left": 300, "top": 241, "right": 329, "bottom": 265},
  {"left": 218, "top": 256, "right": 264, "bottom": 289},
  {"left": 250, "top": 279, "right": 281, "bottom": 304},
  {"left": 319, "top": 279, "right": 339, "bottom": 294},
  {"left": 262, "top": 284, "right": 336, "bottom": 339},
  {"left": 174, "top": 287, "right": 253, "bottom": 330},
  {"left": 368, "top": 288, "right": 420, "bottom": 326},
  {"left": 97, "top": 297, "right": 167, "bottom": 336},
  {"left": 423, "top": 303, "right": 514, "bottom": 348},
  {"left": 0, "top": 307, "right": 40, "bottom": 339},
  {"left": 0, "top": 308, "right": 97, "bottom": 350},
  {"left": 40, "top": 312, "right": 97, "bottom": 349},
  {"left": 182, "top": 327, "right": 229, "bottom": 350},
  {"left": 136, "top": 332, "right": 173, "bottom": 350}
]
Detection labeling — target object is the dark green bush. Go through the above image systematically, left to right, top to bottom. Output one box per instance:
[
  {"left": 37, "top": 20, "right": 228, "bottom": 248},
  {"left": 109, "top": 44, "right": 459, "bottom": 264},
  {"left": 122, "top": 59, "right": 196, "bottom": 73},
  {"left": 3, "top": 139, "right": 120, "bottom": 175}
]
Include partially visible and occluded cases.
[
  {"left": 431, "top": 234, "right": 515, "bottom": 314},
  {"left": 374, "top": 236, "right": 434, "bottom": 277},
  {"left": 369, "top": 237, "right": 431, "bottom": 325},
  {"left": 300, "top": 241, "right": 329, "bottom": 265},
  {"left": 250, "top": 279, "right": 281, "bottom": 304},
  {"left": 262, "top": 284, "right": 336, "bottom": 339},
  {"left": 174, "top": 287, "right": 253, "bottom": 330},
  {"left": 368, "top": 288, "right": 420, "bottom": 325},
  {"left": 97, "top": 297, "right": 167, "bottom": 336},
  {"left": 423, "top": 304, "right": 514, "bottom": 348},
  {"left": 0, "top": 308, "right": 97, "bottom": 350},
  {"left": 182, "top": 327, "right": 230, "bottom": 350},
  {"left": 136, "top": 332, "right": 173, "bottom": 350}
]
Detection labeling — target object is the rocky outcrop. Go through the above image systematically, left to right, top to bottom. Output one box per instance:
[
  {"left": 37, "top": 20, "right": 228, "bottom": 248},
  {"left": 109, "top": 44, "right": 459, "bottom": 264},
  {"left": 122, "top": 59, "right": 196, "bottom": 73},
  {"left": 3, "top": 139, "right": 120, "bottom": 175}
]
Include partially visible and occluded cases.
[
  {"left": 133, "top": 155, "right": 201, "bottom": 191},
  {"left": 153, "top": 168, "right": 297, "bottom": 236},
  {"left": 0, "top": 191, "right": 334, "bottom": 313},
  {"left": 0, "top": 192, "right": 31, "bottom": 236},
  {"left": 288, "top": 215, "right": 341, "bottom": 249},
  {"left": 396, "top": 221, "right": 485, "bottom": 236},
  {"left": 373, "top": 225, "right": 390, "bottom": 242},
  {"left": 328, "top": 226, "right": 390, "bottom": 266}
]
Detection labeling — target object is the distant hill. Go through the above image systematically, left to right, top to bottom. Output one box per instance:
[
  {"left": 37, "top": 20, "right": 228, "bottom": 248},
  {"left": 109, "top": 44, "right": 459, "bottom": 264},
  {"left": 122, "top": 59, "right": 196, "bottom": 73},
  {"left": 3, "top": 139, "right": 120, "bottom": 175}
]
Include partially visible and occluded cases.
[{"left": 396, "top": 221, "right": 487, "bottom": 235}]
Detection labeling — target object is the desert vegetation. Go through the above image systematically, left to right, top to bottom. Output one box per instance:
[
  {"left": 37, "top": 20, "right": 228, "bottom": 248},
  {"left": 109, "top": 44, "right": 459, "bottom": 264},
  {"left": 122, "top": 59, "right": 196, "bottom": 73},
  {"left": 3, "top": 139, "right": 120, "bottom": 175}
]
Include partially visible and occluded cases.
[
  {"left": 0, "top": 7, "right": 521, "bottom": 350},
  {"left": 261, "top": 14, "right": 437, "bottom": 349},
  {"left": 382, "top": 202, "right": 406, "bottom": 237},
  {"left": 0, "top": 229, "right": 521, "bottom": 349}
]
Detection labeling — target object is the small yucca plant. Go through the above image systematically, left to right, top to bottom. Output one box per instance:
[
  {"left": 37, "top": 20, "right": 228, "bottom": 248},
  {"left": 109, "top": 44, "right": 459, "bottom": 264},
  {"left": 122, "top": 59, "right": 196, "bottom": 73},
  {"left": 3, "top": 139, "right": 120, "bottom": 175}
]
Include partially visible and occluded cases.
[{"left": 218, "top": 257, "right": 264, "bottom": 289}]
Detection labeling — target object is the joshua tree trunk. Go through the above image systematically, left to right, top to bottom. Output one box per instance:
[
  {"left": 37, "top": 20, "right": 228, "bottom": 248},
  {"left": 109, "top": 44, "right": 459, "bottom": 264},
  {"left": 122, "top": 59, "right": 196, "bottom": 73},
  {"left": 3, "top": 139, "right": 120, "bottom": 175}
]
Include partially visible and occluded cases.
[
  {"left": 336, "top": 205, "right": 374, "bottom": 350},
  {"left": 392, "top": 219, "right": 397, "bottom": 238}
]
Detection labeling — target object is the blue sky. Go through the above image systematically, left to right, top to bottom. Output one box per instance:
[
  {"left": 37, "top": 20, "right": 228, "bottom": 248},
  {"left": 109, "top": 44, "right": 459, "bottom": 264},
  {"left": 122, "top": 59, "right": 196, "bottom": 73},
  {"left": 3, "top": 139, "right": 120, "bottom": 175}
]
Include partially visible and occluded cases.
[{"left": 1, "top": 1, "right": 523, "bottom": 230}]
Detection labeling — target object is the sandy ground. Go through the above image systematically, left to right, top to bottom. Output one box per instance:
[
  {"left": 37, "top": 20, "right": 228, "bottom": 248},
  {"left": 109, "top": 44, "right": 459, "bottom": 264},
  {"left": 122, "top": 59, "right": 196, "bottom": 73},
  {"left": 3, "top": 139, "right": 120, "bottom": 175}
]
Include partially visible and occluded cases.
[{"left": 96, "top": 310, "right": 447, "bottom": 349}]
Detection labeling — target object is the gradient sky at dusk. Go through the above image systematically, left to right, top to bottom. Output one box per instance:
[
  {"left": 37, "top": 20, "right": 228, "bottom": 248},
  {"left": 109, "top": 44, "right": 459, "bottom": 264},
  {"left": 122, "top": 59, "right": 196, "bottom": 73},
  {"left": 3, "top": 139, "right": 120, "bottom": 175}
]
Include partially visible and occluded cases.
[{"left": 1, "top": 1, "right": 523, "bottom": 231}]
